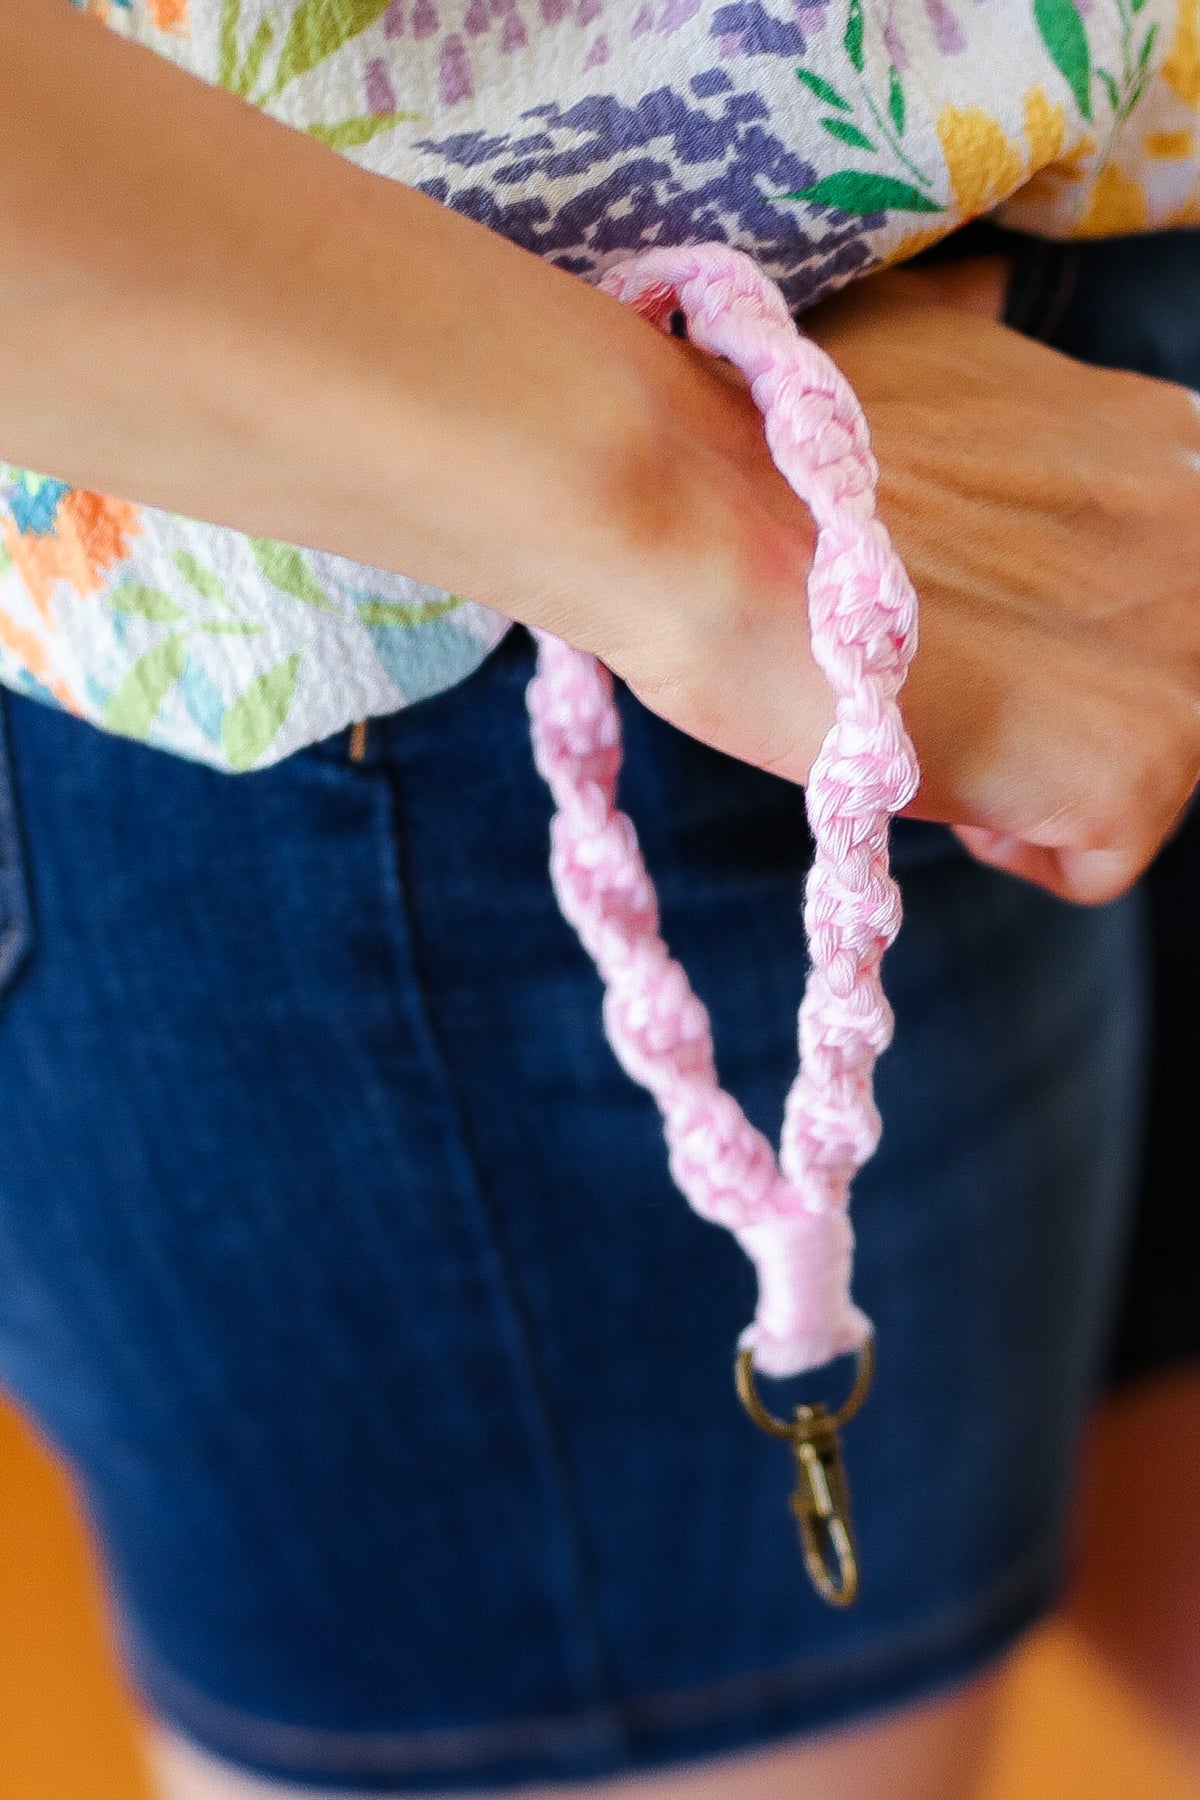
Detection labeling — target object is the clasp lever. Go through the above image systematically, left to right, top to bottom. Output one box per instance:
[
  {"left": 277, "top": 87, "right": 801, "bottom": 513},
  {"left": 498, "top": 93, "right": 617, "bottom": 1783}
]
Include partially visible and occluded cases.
[
  {"left": 735, "top": 1339, "right": 873, "bottom": 1609},
  {"left": 787, "top": 1405, "right": 858, "bottom": 1606}
]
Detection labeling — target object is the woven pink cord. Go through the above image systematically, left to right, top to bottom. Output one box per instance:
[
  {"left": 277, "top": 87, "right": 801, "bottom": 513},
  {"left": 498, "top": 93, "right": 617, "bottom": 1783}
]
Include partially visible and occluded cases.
[{"left": 525, "top": 243, "right": 920, "bottom": 1380}]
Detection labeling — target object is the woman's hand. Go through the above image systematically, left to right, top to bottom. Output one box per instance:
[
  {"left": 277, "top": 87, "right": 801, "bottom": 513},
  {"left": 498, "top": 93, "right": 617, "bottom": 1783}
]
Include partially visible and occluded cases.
[
  {"left": 604, "top": 254, "right": 1200, "bottom": 908},
  {"left": 795, "top": 266, "right": 1200, "bottom": 903}
]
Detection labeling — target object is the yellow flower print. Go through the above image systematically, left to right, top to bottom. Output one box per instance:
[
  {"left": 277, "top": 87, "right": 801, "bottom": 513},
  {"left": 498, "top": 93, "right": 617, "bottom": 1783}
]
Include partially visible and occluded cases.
[
  {"left": 1162, "top": 0, "right": 1200, "bottom": 108},
  {"left": 934, "top": 87, "right": 1068, "bottom": 224},
  {"left": 1023, "top": 87, "right": 1068, "bottom": 169},
  {"left": 885, "top": 89, "right": 1067, "bottom": 264},
  {"left": 936, "top": 105, "right": 1027, "bottom": 218},
  {"left": 1145, "top": 128, "right": 1198, "bottom": 157},
  {"left": 1009, "top": 129, "right": 1097, "bottom": 213},
  {"left": 1072, "top": 162, "right": 1150, "bottom": 234}
]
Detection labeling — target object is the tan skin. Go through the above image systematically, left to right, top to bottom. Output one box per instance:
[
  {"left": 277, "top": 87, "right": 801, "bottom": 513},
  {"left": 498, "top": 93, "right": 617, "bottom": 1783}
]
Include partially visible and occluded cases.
[
  {"left": 4, "top": 3, "right": 1200, "bottom": 1795},
  {"left": 1070, "top": 1369, "right": 1200, "bottom": 1767}
]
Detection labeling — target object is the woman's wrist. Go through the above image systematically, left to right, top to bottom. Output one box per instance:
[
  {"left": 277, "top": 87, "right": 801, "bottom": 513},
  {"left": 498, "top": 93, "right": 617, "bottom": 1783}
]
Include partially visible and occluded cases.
[
  {"left": 0, "top": 0, "right": 833, "bottom": 781},
  {"left": 0, "top": 0, "right": 715, "bottom": 646}
]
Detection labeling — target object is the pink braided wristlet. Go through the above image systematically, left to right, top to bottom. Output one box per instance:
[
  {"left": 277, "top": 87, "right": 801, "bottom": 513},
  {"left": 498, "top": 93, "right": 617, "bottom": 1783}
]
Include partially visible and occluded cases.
[{"left": 525, "top": 243, "right": 920, "bottom": 1602}]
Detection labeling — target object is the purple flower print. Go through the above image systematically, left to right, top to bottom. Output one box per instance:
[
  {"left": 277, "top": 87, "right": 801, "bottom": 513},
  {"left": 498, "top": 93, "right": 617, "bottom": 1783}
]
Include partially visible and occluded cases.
[
  {"left": 383, "top": 0, "right": 405, "bottom": 34},
  {"left": 412, "top": 0, "right": 438, "bottom": 37},
  {"left": 464, "top": 0, "right": 489, "bottom": 31},
  {"left": 540, "top": 0, "right": 570, "bottom": 21},
  {"left": 577, "top": 0, "right": 601, "bottom": 24},
  {"left": 660, "top": 0, "right": 702, "bottom": 29},
  {"left": 881, "top": 0, "right": 966, "bottom": 64},
  {"left": 883, "top": 0, "right": 908, "bottom": 66},
  {"left": 923, "top": 0, "right": 966, "bottom": 52},
  {"left": 632, "top": 2, "right": 653, "bottom": 31},
  {"left": 710, "top": 2, "right": 805, "bottom": 55},
  {"left": 500, "top": 7, "right": 528, "bottom": 47},
  {"left": 582, "top": 30, "right": 610, "bottom": 64},
  {"left": 440, "top": 31, "right": 474, "bottom": 102},
  {"left": 364, "top": 56, "right": 398, "bottom": 111},
  {"left": 415, "top": 81, "right": 872, "bottom": 310}
]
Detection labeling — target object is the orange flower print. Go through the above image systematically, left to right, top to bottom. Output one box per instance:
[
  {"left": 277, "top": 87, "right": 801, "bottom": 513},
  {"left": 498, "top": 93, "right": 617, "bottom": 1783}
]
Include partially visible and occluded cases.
[
  {"left": 67, "top": 0, "right": 190, "bottom": 35},
  {"left": 145, "top": 0, "right": 190, "bottom": 35},
  {"left": 1, "top": 475, "right": 144, "bottom": 616}
]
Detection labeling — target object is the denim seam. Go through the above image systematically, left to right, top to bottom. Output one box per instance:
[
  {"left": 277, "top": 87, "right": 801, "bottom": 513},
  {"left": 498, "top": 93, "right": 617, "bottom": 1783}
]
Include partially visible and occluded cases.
[
  {"left": 1003, "top": 241, "right": 1079, "bottom": 344},
  {"left": 1031, "top": 246, "right": 1080, "bottom": 346},
  {"left": 375, "top": 746, "right": 630, "bottom": 1740},
  {"left": 120, "top": 1531, "right": 1064, "bottom": 1780}
]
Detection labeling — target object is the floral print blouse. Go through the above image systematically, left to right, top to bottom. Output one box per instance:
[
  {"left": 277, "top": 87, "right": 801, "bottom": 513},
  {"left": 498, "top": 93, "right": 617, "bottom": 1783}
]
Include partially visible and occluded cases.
[{"left": 2, "top": 0, "right": 1197, "bottom": 769}]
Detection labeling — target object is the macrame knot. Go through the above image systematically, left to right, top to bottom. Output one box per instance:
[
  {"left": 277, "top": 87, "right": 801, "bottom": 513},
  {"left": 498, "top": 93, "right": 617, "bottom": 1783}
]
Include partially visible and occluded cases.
[
  {"left": 527, "top": 244, "right": 920, "bottom": 1380},
  {"left": 602, "top": 944, "right": 714, "bottom": 1092},
  {"left": 664, "top": 1090, "right": 778, "bottom": 1226}
]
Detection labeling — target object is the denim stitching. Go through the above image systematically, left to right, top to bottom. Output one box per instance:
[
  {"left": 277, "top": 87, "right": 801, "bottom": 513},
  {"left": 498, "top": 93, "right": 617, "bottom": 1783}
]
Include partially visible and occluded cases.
[
  {"left": 1003, "top": 242, "right": 1079, "bottom": 344},
  {"left": 1031, "top": 247, "right": 1080, "bottom": 346},
  {"left": 378, "top": 743, "right": 630, "bottom": 1743},
  {"left": 118, "top": 1532, "right": 1063, "bottom": 1780}
]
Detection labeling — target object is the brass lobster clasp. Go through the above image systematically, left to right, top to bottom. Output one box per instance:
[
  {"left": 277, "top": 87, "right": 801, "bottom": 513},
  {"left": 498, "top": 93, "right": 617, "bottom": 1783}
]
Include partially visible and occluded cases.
[{"left": 735, "top": 1339, "right": 873, "bottom": 1608}]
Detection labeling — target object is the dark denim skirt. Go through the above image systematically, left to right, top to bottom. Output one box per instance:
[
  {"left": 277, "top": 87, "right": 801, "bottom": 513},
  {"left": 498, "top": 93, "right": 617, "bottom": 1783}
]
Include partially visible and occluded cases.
[{"left": 0, "top": 227, "right": 1195, "bottom": 1792}]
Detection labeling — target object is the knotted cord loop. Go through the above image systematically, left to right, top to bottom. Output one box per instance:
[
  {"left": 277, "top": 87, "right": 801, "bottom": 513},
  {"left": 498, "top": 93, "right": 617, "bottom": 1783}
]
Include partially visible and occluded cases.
[{"left": 525, "top": 243, "right": 920, "bottom": 1383}]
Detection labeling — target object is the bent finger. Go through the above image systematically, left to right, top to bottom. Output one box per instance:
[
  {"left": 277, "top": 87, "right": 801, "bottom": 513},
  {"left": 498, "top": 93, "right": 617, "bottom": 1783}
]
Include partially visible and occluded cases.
[{"left": 951, "top": 826, "right": 1145, "bottom": 907}]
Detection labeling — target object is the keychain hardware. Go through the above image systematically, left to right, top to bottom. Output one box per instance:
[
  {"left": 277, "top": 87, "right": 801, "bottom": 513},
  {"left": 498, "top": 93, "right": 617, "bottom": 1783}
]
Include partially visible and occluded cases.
[{"left": 735, "top": 1340, "right": 874, "bottom": 1608}]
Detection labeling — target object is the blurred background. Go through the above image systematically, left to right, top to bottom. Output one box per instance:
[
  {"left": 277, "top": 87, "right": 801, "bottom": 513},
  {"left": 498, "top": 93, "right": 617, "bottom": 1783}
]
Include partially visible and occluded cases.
[{"left": 2, "top": 1393, "right": 1196, "bottom": 1800}]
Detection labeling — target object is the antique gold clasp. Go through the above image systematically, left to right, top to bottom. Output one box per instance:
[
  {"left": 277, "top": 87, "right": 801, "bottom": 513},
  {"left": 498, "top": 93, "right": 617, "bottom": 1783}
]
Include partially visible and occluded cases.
[{"left": 735, "top": 1338, "right": 874, "bottom": 1608}]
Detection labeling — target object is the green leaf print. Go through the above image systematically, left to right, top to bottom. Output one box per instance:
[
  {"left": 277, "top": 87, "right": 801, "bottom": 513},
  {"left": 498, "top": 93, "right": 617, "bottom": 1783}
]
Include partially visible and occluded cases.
[
  {"left": 218, "top": 0, "right": 242, "bottom": 89},
  {"left": 261, "top": 0, "right": 397, "bottom": 101},
  {"left": 844, "top": 0, "right": 865, "bottom": 73},
  {"left": 1034, "top": 0, "right": 1093, "bottom": 122},
  {"left": 1131, "top": 0, "right": 1148, "bottom": 15},
  {"left": 231, "top": 14, "right": 276, "bottom": 97},
  {"left": 1137, "top": 21, "right": 1159, "bottom": 70},
  {"left": 1097, "top": 65, "right": 1121, "bottom": 110},
  {"left": 888, "top": 66, "right": 906, "bottom": 135},
  {"left": 795, "top": 67, "right": 853, "bottom": 110},
  {"left": 306, "top": 112, "right": 420, "bottom": 150},
  {"left": 820, "top": 117, "right": 877, "bottom": 150},
  {"left": 782, "top": 172, "right": 943, "bottom": 214},
  {"left": 248, "top": 538, "right": 334, "bottom": 610},
  {"left": 171, "top": 548, "right": 229, "bottom": 608},
  {"left": 110, "top": 583, "right": 186, "bottom": 624},
  {"left": 357, "top": 596, "right": 465, "bottom": 627},
  {"left": 104, "top": 638, "right": 188, "bottom": 741},
  {"left": 221, "top": 654, "right": 302, "bottom": 771}
]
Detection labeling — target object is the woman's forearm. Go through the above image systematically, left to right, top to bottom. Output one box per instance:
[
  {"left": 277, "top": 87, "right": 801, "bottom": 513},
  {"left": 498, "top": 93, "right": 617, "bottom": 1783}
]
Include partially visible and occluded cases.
[{"left": 0, "top": 0, "right": 818, "bottom": 664}]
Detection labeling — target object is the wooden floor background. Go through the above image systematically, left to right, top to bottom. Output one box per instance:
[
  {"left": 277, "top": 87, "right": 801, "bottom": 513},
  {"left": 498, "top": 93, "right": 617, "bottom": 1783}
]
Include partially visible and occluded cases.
[{"left": 2, "top": 1397, "right": 1195, "bottom": 1800}]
